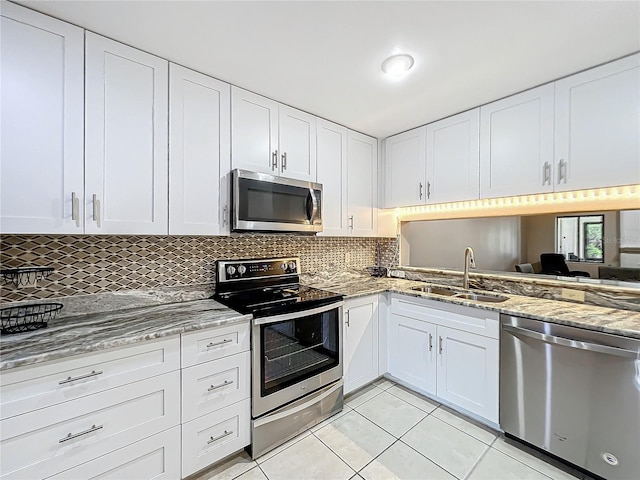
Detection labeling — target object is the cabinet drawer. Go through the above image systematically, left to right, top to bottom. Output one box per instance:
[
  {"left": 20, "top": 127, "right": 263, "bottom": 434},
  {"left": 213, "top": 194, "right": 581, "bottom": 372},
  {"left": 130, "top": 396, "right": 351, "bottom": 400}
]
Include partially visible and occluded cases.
[
  {"left": 391, "top": 294, "right": 499, "bottom": 339},
  {"left": 181, "top": 322, "right": 250, "bottom": 367},
  {"left": 0, "top": 336, "right": 180, "bottom": 420},
  {"left": 182, "top": 351, "right": 250, "bottom": 423},
  {"left": 0, "top": 371, "right": 180, "bottom": 479},
  {"left": 181, "top": 398, "right": 250, "bottom": 477},
  {"left": 47, "top": 426, "right": 181, "bottom": 480}
]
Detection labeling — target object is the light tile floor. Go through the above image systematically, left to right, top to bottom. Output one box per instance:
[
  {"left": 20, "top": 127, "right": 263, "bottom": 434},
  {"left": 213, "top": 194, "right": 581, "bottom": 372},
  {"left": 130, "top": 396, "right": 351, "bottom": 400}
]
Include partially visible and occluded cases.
[{"left": 191, "top": 380, "right": 589, "bottom": 480}]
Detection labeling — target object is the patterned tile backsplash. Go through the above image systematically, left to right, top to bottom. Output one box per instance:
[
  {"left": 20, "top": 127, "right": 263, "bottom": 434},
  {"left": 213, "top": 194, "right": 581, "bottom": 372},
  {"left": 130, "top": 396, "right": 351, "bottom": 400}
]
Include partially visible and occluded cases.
[{"left": 0, "top": 235, "right": 398, "bottom": 302}]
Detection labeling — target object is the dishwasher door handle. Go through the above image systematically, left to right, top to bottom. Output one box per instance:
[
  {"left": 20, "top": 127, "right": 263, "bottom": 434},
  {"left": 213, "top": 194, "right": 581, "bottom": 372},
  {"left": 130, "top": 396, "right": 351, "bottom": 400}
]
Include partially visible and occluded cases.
[{"left": 503, "top": 324, "right": 639, "bottom": 358}]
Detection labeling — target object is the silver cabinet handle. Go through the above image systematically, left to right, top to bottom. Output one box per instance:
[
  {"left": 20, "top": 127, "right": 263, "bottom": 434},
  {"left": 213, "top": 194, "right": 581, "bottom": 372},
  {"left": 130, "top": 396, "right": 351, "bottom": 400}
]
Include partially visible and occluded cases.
[
  {"left": 272, "top": 150, "right": 278, "bottom": 170},
  {"left": 282, "top": 152, "right": 287, "bottom": 171},
  {"left": 557, "top": 159, "right": 566, "bottom": 184},
  {"left": 543, "top": 161, "right": 551, "bottom": 185},
  {"left": 419, "top": 182, "right": 423, "bottom": 200},
  {"left": 427, "top": 182, "right": 431, "bottom": 199},
  {"left": 71, "top": 192, "right": 80, "bottom": 227},
  {"left": 92, "top": 194, "right": 101, "bottom": 228},
  {"left": 222, "top": 205, "right": 229, "bottom": 226},
  {"left": 348, "top": 215, "right": 354, "bottom": 230},
  {"left": 345, "top": 310, "right": 350, "bottom": 327},
  {"left": 502, "top": 325, "right": 638, "bottom": 358},
  {"left": 428, "top": 333, "right": 433, "bottom": 352},
  {"left": 439, "top": 336, "right": 443, "bottom": 355},
  {"left": 206, "top": 338, "right": 233, "bottom": 348},
  {"left": 59, "top": 370, "right": 103, "bottom": 385},
  {"left": 208, "top": 379, "right": 234, "bottom": 392},
  {"left": 59, "top": 424, "right": 103, "bottom": 443},
  {"left": 207, "top": 430, "right": 233, "bottom": 444}
]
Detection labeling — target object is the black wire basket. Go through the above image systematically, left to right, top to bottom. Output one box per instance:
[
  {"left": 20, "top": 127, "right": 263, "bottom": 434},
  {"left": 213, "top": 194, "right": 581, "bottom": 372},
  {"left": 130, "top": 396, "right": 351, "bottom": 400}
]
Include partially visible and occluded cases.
[
  {"left": 1, "top": 267, "right": 55, "bottom": 287},
  {"left": 0, "top": 303, "right": 63, "bottom": 334}
]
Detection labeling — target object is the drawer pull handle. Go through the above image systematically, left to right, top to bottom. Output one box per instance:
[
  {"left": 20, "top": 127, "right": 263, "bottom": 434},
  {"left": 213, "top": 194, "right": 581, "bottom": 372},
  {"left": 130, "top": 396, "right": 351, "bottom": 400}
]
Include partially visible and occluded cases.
[
  {"left": 206, "top": 339, "right": 233, "bottom": 348},
  {"left": 59, "top": 370, "right": 104, "bottom": 385},
  {"left": 208, "top": 380, "right": 234, "bottom": 392},
  {"left": 59, "top": 424, "right": 103, "bottom": 443},
  {"left": 207, "top": 430, "right": 233, "bottom": 444}
]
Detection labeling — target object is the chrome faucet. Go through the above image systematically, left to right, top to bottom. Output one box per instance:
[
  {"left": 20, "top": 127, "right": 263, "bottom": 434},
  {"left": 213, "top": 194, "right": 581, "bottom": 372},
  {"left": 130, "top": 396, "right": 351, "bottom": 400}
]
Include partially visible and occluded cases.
[{"left": 463, "top": 246, "right": 476, "bottom": 289}]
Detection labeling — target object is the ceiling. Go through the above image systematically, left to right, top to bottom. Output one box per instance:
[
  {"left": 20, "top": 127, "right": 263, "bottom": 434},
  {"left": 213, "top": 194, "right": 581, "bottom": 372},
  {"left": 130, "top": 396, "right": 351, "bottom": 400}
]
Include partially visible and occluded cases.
[{"left": 15, "top": 1, "right": 640, "bottom": 139}]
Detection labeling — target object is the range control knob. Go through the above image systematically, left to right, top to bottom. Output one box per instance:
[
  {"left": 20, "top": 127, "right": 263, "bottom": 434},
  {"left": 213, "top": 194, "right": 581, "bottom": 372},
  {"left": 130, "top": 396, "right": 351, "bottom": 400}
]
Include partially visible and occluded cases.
[
  {"left": 288, "top": 261, "right": 297, "bottom": 271},
  {"left": 280, "top": 263, "right": 287, "bottom": 271},
  {"left": 237, "top": 265, "right": 247, "bottom": 275},
  {"left": 226, "top": 266, "right": 236, "bottom": 276}
]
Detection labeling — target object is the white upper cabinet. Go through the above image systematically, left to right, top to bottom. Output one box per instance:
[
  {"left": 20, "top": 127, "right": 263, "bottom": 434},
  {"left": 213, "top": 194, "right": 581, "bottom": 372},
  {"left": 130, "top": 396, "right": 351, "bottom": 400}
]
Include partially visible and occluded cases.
[
  {"left": 0, "top": 3, "right": 84, "bottom": 234},
  {"left": 85, "top": 33, "right": 169, "bottom": 235},
  {"left": 554, "top": 54, "right": 640, "bottom": 191},
  {"left": 169, "top": 64, "right": 231, "bottom": 235},
  {"left": 480, "top": 84, "right": 555, "bottom": 198},
  {"left": 231, "top": 87, "right": 316, "bottom": 182},
  {"left": 426, "top": 109, "right": 480, "bottom": 204},
  {"left": 317, "top": 119, "right": 349, "bottom": 236},
  {"left": 384, "top": 127, "right": 426, "bottom": 208},
  {"left": 347, "top": 131, "right": 378, "bottom": 236}
]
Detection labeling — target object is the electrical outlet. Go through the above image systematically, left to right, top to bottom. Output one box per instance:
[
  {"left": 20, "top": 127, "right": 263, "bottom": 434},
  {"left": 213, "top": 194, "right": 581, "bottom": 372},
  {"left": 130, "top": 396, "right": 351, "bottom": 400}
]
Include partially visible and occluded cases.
[
  {"left": 345, "top": 253, "right": 351, "bottom": 264},
  {"left": 390, "top": 270, "right": 405, "bottom": 278},
  {"left": 561, "top": 288, "right": 585, "bottom": 302}
]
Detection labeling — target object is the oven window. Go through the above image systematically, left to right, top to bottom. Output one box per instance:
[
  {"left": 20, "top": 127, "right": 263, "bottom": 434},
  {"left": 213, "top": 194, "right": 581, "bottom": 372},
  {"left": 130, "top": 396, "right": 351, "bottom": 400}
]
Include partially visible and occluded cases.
[{"left": 261, "top": 307, "right": 339, "bottom": 397}]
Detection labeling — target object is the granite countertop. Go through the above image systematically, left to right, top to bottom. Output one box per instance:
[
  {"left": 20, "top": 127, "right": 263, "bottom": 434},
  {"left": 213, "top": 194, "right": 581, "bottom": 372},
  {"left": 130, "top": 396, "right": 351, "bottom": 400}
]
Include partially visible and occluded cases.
[
  {"left": 301, "top": 271, "right": 640, "bottom": 340},
  {"left": 0, "top": 298, "right": 250, "bottom": 371}
]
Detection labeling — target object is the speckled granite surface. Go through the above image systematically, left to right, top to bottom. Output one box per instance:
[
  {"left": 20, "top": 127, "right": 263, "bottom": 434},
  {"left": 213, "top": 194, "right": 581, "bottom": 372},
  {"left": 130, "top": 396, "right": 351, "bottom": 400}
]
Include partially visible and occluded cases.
[
  {"left": 301, "top": 270, "right": 640, "bottom": 340},
  {"left": 0, "top": 298, "right": 249, "bottom": 371}
]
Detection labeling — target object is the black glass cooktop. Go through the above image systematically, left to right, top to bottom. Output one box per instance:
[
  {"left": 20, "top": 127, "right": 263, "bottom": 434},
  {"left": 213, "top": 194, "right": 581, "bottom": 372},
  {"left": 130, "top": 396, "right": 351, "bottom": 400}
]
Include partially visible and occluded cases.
[{"left": 214, "top": 284, "right": 343, "bottom": 318}]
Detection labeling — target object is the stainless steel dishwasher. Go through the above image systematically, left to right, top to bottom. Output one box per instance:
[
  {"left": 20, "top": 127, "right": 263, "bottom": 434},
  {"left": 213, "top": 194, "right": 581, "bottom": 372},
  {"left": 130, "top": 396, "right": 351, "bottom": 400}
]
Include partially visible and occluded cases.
[{"left": 500, "top": 314, "right": 640, "bottom": 480}]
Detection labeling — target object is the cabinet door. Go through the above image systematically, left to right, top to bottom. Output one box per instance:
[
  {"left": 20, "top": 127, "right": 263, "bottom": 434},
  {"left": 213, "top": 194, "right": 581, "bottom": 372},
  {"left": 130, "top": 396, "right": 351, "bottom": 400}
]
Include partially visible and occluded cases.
[
  {"left": 0, "top": 3, "right": 84, "bottom": 234},
  {"left": 85, "top": 33, "right": 168, "bottom": 234},
  {"left": 555, "top": 54, "right": 640, "bottom": 191},
  {"left": 169, "top": 64, "right": 231, "bottom": 235},
  {"left": 480, "top": 84, "right": 554, "bottom": 199},
  {"left": 231, "top": 87, "right": 279, "bottom": 175},
  {"left": 278, "top": 105, "right": 317, "bottom": 181},
  {"left": 427, "top": 109, "right": 480, "bottom": 204},
  {"left": 317, "top": 119, "right": 349, "bottom": 236},
  {"left": 384, "top": 127, "right": 427, "bottom": 207},
  {"left": 347, "top": 131, "right": 378, "bottom": 236},
  {"left": 344, "top": 296, "right": 379, "bottom": 394},
  {"left": 388, "top": 313, "right": 437, "bottom": 395},
  {"left": 436, "top": 326, "right": 499, "bottom": 423}
]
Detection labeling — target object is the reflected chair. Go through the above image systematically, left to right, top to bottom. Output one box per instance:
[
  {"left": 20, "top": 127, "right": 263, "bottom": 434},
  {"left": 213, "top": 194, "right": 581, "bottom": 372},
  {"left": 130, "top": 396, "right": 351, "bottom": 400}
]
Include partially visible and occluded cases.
[{"left": 540, "top": 253, "right": 591, "bottom": 277}]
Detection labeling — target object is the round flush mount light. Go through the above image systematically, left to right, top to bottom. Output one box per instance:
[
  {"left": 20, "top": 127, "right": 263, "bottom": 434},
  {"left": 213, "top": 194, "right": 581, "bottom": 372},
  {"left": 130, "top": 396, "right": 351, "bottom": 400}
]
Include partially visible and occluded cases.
[{"left": 381, "top": 53, "right": 415, "bottom": 78}]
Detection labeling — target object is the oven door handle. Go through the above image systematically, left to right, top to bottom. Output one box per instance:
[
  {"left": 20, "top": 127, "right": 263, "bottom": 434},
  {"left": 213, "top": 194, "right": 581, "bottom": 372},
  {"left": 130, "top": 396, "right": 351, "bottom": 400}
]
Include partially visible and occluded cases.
[
  {"left": 253, "top": 301, "right": 344, "bottom": 326},
  {"left": 253, "top": 380, "right": 343, "bottom": 428}
]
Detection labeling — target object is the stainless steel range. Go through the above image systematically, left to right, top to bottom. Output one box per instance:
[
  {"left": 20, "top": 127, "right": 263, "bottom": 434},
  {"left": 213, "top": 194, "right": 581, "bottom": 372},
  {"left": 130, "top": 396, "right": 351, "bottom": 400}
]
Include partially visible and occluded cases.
[{"left": 214, "top": 257, "right": 344, "bottom": 459}]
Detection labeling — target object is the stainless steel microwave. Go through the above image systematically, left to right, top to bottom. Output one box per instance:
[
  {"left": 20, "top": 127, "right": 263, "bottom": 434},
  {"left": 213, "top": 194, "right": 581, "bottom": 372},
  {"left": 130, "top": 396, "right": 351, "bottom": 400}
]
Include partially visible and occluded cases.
[{"left": 232, "top": 169, "right": 323, "bottom": 233}]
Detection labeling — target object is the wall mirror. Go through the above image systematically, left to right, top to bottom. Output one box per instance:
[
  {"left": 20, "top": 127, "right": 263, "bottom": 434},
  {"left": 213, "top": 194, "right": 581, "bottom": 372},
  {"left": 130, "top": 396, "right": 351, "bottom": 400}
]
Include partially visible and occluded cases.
[{"left": 400, "top": 209, "right": 640, "bottom": 286}]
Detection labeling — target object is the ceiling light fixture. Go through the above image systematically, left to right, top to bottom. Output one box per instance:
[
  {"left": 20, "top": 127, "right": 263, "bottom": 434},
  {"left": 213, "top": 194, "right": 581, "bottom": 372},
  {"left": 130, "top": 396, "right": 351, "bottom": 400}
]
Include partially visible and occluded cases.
[{"left": 381, "top": 53, "right": 415, "bottom": 78}]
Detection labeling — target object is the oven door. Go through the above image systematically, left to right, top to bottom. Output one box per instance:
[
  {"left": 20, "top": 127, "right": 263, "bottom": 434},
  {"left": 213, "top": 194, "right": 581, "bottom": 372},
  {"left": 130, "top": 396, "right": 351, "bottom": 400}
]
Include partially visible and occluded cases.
[
  {"left": 233, "top": 169, "right": 322, "bottom": 233},
  {"left": 252, "top": 302, "right": 343, "bottom": 418}
]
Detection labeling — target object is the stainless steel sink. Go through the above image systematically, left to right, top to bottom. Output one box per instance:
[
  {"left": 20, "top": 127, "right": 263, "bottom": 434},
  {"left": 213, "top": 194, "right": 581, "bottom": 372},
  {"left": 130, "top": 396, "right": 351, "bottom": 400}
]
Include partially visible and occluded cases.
[
  {"left": 410, "top": 285, "right": 459, "bottom": 296},
  {"left": 453, "top": 292, "right": 508, "bottom": 303}
]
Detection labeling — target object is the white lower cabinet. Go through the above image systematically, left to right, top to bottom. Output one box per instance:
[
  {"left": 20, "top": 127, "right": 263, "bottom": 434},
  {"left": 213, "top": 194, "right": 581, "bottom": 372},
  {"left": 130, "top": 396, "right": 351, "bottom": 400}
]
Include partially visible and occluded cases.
[
  {"left": 387, "top": 294, "right": 499, "bottom": 424},
  {"left": 344, "top": 295, "right": 379, "bottom": 394},
  {"left": 47, "top": 426, "right": 181, "bottom": 480}
]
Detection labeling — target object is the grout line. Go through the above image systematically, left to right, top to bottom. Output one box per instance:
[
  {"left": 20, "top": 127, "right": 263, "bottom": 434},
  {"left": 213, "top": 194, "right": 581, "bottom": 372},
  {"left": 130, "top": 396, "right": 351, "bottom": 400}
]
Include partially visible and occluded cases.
[
  {"left": 384, "top": 385, "right": 442, "bottom": 415},
  {"left": 349, "top": 403, "right": 420, "bottom": 439},
  {"left": 429, "top": 407, "right": 498, "bottom": 446},
  {"left": 310, "top": 429, "right": 358, "bottom": 478},
  {"left": 254, "top": 430, "right": 312, "bottom": 465},
  {"left": 354, "top": 437, "right": 401, "bottom": 475},
  {"left": 397, "top": 438, "right": 462, "bottom": 480},
  {"left": 490, "top": 441, "right": 579, "bottom": 480},
  {"left": 463, "top": 442, "right": 491, "bottom": 480},
  {"left": 256, "top": 463, "right": 270, "bottom": 480}
]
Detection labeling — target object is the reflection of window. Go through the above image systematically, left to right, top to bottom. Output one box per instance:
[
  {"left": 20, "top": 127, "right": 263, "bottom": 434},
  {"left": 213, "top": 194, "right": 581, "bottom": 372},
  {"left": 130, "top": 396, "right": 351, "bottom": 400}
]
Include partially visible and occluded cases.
[{"left": 556, "top": 215, "right": 604, "bottom": 263}]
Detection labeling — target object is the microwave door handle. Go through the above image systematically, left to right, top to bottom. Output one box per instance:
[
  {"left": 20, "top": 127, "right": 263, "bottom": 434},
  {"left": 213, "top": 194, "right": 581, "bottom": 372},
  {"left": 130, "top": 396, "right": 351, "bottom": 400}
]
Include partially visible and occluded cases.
[{"left": 307, "top": 188, "right": 318, "bottom": 224}]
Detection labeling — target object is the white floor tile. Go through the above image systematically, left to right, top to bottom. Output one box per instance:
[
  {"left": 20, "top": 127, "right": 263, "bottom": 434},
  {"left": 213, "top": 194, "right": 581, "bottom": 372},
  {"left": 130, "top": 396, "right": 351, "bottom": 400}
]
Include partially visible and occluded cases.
[
  {"left": 372, "top": 378, "right": 396, "bottom": 390},
  {"left": 345, "top": 384, "right": 383, "bottom": 409},
  {"left": 386, "top": 385, "right": 439, "bottom": 413},
  {"left": 355, "top": 391, "right": 427, "bottom": 437},
  {"left": 310, "top": 405, "right": 352, "bottom": 433},
  {"left": 431, "top": 406, "right": 497, "bottom": 445},
  {"left": 314, "top": 410, "right": 395, "bottom": 471},
  {"left": 402, "top": 415, "right": 489, "bottom": 479},
  {"left": 255, "top": 430, "right": 312, "bottom": 464},
  {"left": 260, "top": 434, "right": 354, "bottom": 480},
  {"left": 492, "top": 437, "right": 580, "bottom": 480},
  {"left": 360, "top": 441, "right": 456, "bottom": 480},
  {"left": 468, "top": 448, "right": 551, "bottom": 480},
  {"left": 188, "top": 450, "right": 256, "bottom": 479},
  {"left": 236, "top": 466, "right": 269, "bottom": 480}
]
